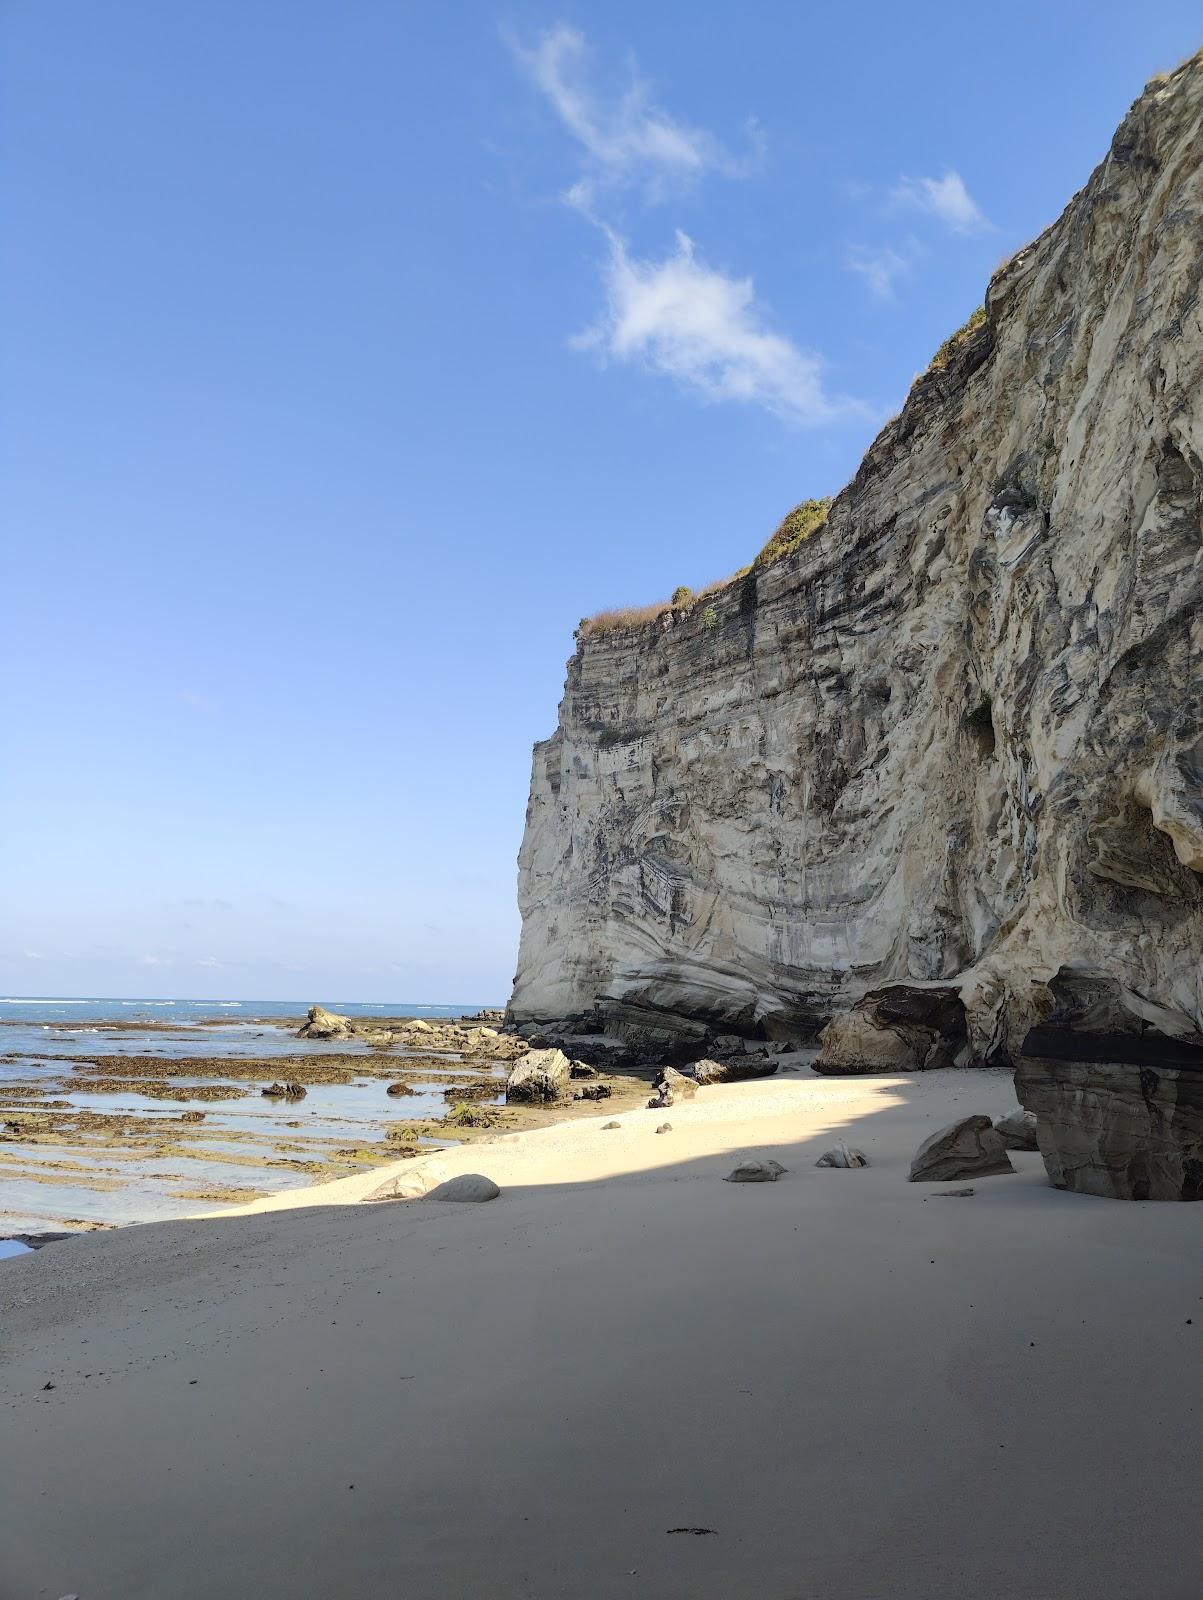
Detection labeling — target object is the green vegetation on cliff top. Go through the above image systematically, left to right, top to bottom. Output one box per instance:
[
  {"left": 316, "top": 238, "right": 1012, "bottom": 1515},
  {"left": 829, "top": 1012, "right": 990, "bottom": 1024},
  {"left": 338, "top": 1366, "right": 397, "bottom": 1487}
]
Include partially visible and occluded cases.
[
  {"left": 577, "top": 302, "right": 988, "bottom": 639},
  {"left": 929, "top": 305, "right": 986, "bottom": 372},
  {"left": 753, "top": 497, "right": 832, "bottom": 567}
]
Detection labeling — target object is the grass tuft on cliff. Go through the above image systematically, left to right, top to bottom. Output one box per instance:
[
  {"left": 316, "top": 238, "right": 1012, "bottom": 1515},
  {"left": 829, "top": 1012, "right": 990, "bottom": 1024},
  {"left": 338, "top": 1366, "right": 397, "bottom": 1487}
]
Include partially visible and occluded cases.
[
  {"left": 928, "top": 305, "right": 986, "bottom": 372},
  {"left": 754, "top": 497, "right": 832, "bottom": 567},
  {"left": 578, "top": 508, "right": 827, "bottom": 638},
  {"left": 579, "top": 600, "right": 675, "bottom": 636}
]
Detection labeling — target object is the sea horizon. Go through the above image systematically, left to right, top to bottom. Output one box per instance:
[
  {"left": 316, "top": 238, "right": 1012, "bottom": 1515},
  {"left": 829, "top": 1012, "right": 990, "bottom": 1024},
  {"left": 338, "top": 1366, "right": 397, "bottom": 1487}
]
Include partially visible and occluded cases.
[{"left": 0, "top": 996, "right": 504, "bottom": 1025}]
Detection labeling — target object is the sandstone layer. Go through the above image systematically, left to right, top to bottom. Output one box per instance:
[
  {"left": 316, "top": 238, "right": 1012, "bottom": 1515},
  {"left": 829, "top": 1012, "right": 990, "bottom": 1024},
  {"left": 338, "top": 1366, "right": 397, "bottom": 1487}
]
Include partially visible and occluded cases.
[{"left": 511, "top": 59, "right": 1203, "bottom": 1059}]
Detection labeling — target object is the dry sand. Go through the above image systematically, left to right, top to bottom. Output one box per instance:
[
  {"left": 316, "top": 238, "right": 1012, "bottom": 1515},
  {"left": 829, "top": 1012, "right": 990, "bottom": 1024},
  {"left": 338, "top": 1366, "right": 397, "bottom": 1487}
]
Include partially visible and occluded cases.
[{"left": 2, "top": 1064, "right": 1201, "bottom": 1599}]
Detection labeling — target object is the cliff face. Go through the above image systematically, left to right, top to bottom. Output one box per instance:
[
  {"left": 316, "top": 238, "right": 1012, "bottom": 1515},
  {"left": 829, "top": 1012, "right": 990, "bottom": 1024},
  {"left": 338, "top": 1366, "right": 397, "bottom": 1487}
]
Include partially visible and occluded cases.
[{"left": 511, "top": 58, "right": 1203, "bottom": 1059}]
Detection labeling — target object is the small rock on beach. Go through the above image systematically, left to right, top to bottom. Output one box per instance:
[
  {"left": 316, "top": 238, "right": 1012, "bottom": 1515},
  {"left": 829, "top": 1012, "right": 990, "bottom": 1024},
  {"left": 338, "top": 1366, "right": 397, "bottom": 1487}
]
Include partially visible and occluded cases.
[
  {"left": 909, "top": 1115, "right": 1015, "bottom": 1183},
  {"left": 815, "top": 1142, "right": 869, "bottom": 1168},
  {"left": 725, "top": 1159, "right": 787, "bottom": 1183},
  {"left": 425, "top": 1174, "right": 500, "bottom": 1203}
]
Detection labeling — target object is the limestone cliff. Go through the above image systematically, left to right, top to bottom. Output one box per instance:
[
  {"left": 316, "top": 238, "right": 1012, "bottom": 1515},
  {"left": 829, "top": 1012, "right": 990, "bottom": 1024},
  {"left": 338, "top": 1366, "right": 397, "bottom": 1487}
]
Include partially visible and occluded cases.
[{"left": 510, "top": 57, "right": 1203, "bottom": 1060}]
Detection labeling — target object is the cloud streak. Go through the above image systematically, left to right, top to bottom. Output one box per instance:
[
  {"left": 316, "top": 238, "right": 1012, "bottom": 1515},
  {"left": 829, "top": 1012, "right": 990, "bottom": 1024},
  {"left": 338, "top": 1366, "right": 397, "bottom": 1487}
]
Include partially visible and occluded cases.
[
  {"left": 510, "top": 23, "right": 751, "bottom": 206},
  {"left": 510, "top": 24, "right": 857, "bottom": 427},
  {"left": 890, "top": 170, "right": 990, "bottom": 234},
  {"left": 575, "top": 230, "right": 855, "bottom": 427}
]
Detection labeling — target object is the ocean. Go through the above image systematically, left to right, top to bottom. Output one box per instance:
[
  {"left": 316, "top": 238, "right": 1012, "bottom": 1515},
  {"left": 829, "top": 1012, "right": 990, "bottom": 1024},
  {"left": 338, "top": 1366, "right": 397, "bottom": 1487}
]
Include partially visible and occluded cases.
[{"left": 0, "top": 996, "right": 492, "bottom": 1026}]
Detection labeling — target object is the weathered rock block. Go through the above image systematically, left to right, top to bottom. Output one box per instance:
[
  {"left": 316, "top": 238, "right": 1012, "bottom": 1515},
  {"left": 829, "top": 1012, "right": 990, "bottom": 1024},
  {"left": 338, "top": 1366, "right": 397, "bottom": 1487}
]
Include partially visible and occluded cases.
[
  {"left": 814, "top": 986, "right": 973, "bottom": 1075},
  {"left": 296, "top": 1005, "right": 355, "bottom": 1040},
  {"left": 812, "top": 1012, "right": 920, "bottom": 1075},
  {"left": 1015, "top": 1029, "right": 1203, "bottom": 1200},
  {"left": 505, "top": 1048, "right": 571, "bottom": 1103},
  {"left": 909, "top": 1115, "right": 1015, "bottom": 1182}
]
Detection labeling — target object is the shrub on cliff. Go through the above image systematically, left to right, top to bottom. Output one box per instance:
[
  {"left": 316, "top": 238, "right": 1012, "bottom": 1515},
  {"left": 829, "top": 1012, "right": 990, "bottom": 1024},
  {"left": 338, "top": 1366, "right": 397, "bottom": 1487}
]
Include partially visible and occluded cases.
[
  {"left": 928, "top": 305, "right": 986, "bottom": 372},
  {"left": 754, "top": 497, "right": 832, "bottom": 567}
]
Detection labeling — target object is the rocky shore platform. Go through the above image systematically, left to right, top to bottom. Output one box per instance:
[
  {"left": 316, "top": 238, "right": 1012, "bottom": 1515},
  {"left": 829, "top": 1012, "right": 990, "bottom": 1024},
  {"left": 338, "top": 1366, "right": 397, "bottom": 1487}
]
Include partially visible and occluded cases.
[
  {"left": 0, "top": 1008, "right": 652, "bottom": 1234},
  {"left": 4, "top": 1065, "right": 1202, "bottom": 1599}
]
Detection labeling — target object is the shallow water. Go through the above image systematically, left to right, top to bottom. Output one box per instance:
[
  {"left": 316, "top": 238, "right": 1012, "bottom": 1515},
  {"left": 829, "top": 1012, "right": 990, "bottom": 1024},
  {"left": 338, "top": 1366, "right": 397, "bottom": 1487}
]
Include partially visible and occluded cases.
[
  {"left": 0, "top": 998, "right": 505, "bottom": 1236},
  {"left": 2, "top": 1021, "right": 412, "bottom": 1061}
]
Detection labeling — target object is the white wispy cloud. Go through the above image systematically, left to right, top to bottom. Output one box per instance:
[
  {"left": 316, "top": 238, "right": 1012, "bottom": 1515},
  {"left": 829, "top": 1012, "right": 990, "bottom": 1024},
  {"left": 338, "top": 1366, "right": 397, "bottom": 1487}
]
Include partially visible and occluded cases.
[
  {"left": 509, "top": 23, "right": 751, "bottom": 205},
  {"left": 509, "top": 24, "right": 858, "bottom": 426},
  {"left": 890, "top": 170, "right": 990, "bottom": 234},
  {"left": 574, "top": 229, "right": 854, "bottom": 427},
  {"left": 846, "top": 243, "right": 913, "bottom": 301}
]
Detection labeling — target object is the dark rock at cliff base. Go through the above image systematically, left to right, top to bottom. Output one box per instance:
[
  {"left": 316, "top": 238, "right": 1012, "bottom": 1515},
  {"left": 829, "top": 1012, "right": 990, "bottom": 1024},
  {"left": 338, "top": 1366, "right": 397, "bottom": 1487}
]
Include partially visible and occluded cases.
[
  {"left": 814, "top": 985, "right": 973, "bottom": 1075},
  {"left": 597, "top": 1002, "right": 712, "bottom": 1055},
  {"left": 296, "top": 1005, "right": 356, "bottom": 1041},
  {"left": 813, "top": 1013, "right": 919, "bottom": 1075},
  {"left": 1015, "top": 1028, "right": 1203, "bottom": 1200},
  {"left": 506, "top": 1048, "right": 571, "bottom": 1103},
  {"left": 693, "top": 1058, "right": 778, "bottom": 1086},
  {"left": 648, "top": 1066, "right": 695, "bottom": 1109},
  {"left": 573, "top": 1083, "right": 611, "bottom": 1102},
  {"left": 994, "top": 1108, "right": 1039, "bottom": 1150},
  {"left": 909, "top": 1115, "right": 1015, "bottom": 1182}
]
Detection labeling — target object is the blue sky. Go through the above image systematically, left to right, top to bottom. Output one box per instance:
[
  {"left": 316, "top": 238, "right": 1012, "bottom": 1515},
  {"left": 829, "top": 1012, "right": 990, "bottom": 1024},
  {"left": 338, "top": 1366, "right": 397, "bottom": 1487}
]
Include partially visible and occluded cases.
[{"left": 2, "top": 2, "right": 1198, "bottom": 1003}]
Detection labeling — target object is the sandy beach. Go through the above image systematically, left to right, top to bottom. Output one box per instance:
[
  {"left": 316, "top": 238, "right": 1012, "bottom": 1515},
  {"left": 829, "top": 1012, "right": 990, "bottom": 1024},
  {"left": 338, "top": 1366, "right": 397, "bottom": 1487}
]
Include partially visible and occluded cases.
[{"left": 3, "top": 1065, "right": 1201, "bottom": 1600}]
